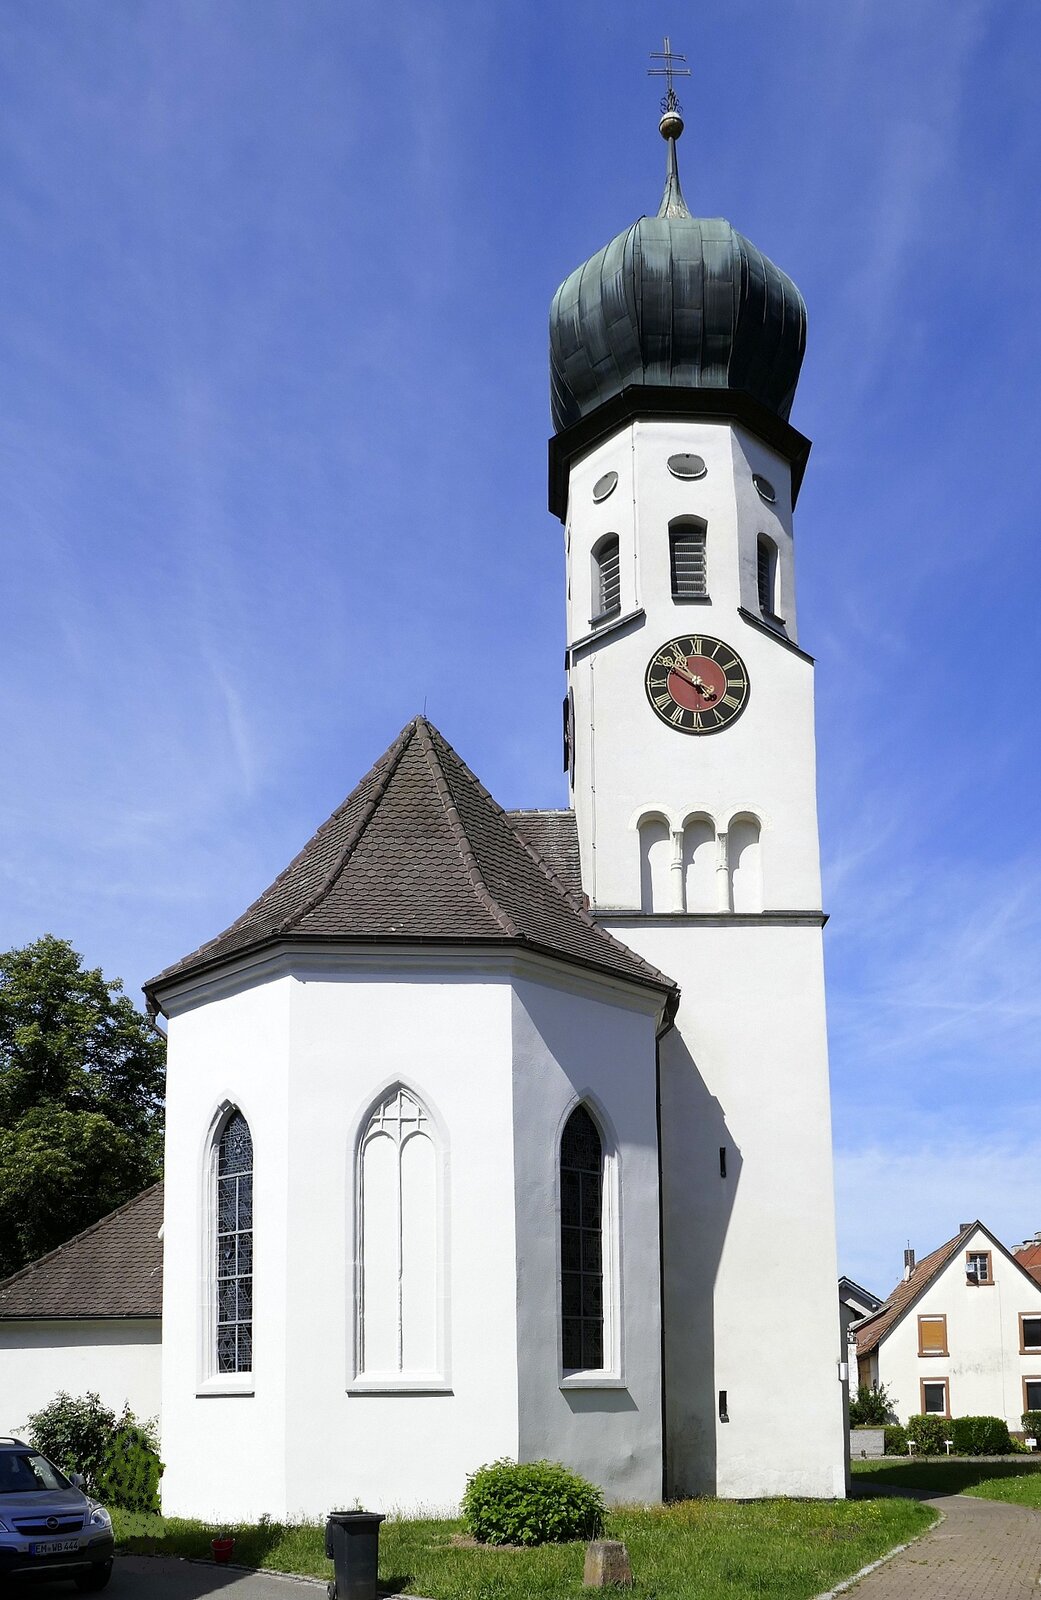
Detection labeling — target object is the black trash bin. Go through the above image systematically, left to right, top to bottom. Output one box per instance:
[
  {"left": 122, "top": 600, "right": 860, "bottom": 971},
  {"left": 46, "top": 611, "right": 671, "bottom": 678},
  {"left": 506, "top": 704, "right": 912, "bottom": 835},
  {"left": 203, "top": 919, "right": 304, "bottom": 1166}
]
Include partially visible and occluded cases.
[{"left": 325, "top": 1510, "right": 385, "bottom": 1600}]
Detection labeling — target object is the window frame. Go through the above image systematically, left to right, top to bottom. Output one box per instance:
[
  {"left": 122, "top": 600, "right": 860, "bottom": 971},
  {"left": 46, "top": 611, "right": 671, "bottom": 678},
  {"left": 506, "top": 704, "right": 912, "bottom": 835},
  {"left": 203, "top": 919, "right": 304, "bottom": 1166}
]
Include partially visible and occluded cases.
[
  {"left": 669, "top": 518, "right": 709, "bottom": 603},
  {"left": 756, "top": 534, "right": 782, "bottom": 620},
  {"left": 590, "top": 535, "right": 621, "bottom": 625},
  {"left": 557, "top": 1100, "right": 623, "bottom": 1390},
  {"left": 197, "top": 1102, "right": 256, "bottom": 1397},
  {"left": 966, "top": 1249, "right": 993, "bottom": 1285},
  {"left": 917, "top": 1313, "right": 949, "bottom": 1357},
  {"left": 1019, "top": 1313, "right": 1041, "bottom": 1354},
  {"left": 920, "top": 1376, "right": 950, "bottom": 1417},
  {"left": 1023, "top": 1376, "right": 1041, "bottom": 1414}
]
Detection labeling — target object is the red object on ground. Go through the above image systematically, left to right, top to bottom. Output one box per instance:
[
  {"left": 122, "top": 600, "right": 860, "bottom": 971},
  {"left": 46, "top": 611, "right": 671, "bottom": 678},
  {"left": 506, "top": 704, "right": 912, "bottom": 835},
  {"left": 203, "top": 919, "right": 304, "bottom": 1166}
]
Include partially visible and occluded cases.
[{"left": 211, "top": 1537, "right": 235, "bottom": 1564}]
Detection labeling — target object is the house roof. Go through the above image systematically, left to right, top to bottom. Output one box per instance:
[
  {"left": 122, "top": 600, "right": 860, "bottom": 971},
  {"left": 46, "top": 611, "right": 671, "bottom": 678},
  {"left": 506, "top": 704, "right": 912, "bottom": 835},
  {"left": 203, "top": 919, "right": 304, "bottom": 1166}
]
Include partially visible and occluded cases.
[
  {"left": 146, "top": 718, "right": 676, "bottom": 1016},
  {"left": 0, "top": 1184, "right": 164, "bottom": 1322},
  {"left": 855, "top": 1221, "right": 1041, "bottom": 1358},
  {"left": 1013, "top": 1239, "right": 1041, "bottom": 1288},
  {"left": 838, "top": 1275, "right": 882, "bottom": 1314}
]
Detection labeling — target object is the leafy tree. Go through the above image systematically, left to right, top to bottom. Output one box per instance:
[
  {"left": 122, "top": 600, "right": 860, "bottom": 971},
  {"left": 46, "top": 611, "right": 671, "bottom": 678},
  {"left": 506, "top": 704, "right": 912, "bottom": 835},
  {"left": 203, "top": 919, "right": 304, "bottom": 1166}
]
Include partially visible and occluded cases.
[
  {"left": 0, "top": 936, "right": 165, "bottom": 1278},
  {"left": 849, "top": 1382, "right": 895, "bottom": 1427}
]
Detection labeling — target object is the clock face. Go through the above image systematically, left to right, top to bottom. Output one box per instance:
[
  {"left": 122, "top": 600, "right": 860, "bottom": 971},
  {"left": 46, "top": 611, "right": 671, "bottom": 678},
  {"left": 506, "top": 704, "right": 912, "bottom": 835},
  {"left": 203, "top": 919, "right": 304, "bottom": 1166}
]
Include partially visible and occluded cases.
[{"left": 645, "top": 634, "right": 750, "bottom": 735}]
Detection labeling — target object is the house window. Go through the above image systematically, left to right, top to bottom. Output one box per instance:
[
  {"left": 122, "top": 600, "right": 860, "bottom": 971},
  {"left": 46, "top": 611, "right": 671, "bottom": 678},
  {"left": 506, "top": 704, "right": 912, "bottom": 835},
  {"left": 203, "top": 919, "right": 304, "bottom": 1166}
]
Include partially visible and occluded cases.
[
  {"left": 669, "top": 520, "right": 707, "bottom": 600},
  {"left": 756, "top": 535, "right": 778, "bottom": 615},
  {"left": 592, "top": 536, "right": 621, "bottom": 621},
  {"left": 357, "top": 1086, "right": 440, "bottom": 1381},
  {"left": 560, "top": 1105, "right": 604, "bottom": 1372},
  {"left": 216, "top": 1111, "right": 253, "bottom": 1375},
  {"left": 966, "top": 1250, "right": 992, "bottom": 1285},
  {"left": 917, "top": 1314, "right": 948, "bottom": 1356},
  {"left": 1020, "top": 1315, "right": 1041, "bottom": 1353},
  {"left": 921, "top": 1378, "right": 950, "bottom": 1416},
  {"left": 1024, "top": 1378, "right": 1041, "bottom": 1412}
]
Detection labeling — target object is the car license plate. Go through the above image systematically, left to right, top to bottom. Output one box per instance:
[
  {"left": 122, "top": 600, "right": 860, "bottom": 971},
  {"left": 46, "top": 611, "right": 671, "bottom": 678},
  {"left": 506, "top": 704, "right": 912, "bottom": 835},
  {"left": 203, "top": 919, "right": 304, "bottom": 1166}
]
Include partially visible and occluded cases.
[{"left": 29, "top": 1538, "right": 80, "bottom": 1555}]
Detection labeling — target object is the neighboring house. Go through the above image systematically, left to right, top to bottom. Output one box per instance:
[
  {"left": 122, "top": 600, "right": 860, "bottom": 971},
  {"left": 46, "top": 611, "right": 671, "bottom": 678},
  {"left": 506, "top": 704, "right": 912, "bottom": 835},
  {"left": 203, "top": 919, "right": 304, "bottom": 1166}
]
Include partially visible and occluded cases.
[
  {"left": 0, "top": 1185, "right": 163, "bottom": 1432},
  {"left": 854, "top": 1221, "right": 1041, "bottom": 1430},
  {"left": 1012, "top": 1233, "right": 1041, "bottom": 1288},
  {"left": 839, "top": 1277, "right": 882, "bottom": 1356}
]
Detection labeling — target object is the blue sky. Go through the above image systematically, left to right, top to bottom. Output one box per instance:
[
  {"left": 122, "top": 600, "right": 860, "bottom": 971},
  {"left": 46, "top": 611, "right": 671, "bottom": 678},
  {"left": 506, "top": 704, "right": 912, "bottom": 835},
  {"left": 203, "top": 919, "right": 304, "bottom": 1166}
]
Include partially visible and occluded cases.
[{"left": 1, "top": 1, "right": 1038, "bottom": 1295}]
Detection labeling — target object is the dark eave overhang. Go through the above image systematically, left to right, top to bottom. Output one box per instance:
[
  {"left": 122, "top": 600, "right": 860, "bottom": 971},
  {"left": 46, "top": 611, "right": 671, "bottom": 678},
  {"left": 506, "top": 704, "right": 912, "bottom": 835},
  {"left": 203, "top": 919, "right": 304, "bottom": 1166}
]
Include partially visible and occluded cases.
[{"left": 548, "top": 383, "right": 812, "bottom": 524}]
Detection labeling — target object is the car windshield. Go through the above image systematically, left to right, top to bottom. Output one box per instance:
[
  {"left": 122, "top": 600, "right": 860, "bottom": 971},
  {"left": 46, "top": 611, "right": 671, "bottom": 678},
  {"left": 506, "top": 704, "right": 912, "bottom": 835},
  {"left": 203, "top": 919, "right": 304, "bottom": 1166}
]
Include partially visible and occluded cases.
[{"left": 0, "top": 1453, "right": 70, "bottom": 1493}]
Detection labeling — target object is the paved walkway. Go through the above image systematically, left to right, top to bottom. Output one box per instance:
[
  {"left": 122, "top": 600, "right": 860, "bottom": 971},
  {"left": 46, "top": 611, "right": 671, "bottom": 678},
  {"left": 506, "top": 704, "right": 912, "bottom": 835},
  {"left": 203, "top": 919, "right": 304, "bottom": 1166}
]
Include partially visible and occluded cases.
[
  {"left": 845, "top": 1490, "right": 1041, "bottom": 1598},
  {"left": 109, "top": 1555, "right": 324, "bottom": 1596}
]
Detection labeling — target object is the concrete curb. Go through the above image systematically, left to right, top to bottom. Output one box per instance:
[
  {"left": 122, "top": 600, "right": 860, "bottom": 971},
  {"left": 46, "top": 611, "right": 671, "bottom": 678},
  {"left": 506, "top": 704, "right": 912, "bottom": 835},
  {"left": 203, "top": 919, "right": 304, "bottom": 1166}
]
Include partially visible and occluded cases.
[{"left": 809, "top": 1504, "right": 945, "bottom": 1600}]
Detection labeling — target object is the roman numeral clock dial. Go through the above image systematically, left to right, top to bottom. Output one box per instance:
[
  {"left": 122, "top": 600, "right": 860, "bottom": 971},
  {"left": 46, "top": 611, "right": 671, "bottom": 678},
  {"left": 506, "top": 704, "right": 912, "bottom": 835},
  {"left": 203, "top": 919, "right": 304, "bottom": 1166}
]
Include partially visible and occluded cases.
[{"left": 645, "top": 635, "right": 750, "bottom": 734}]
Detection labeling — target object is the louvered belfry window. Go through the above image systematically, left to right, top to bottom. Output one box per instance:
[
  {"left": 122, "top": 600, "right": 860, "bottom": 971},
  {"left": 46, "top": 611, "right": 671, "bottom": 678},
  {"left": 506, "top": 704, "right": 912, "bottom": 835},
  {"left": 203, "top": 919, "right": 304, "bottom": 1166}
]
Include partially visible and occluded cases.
[
  {"left": 670, "top": 522, "right": 707, "bottom": 599},
  {"left": 757, "top": 535, "right": 777, "bottom": 614},
  {"left": 593, "top": 536, "right": 621, "bottom": 619},
  {"left": 560, "top": 1105, "right": 604, "bottom": 1371},
  {"left": 216, "top": 1111, "right": 253, "bottom": 1374}
]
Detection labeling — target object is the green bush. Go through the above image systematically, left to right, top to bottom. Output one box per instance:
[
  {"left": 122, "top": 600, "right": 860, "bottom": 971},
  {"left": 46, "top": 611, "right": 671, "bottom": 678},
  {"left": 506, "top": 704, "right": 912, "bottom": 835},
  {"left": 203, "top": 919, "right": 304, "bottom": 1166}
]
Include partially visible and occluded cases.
[
  {"left": 849, "top": 1383, "right": 893, "bottom": 1426},
  {"left": 26, "top": 1392, "right": 116, "bottom": 1492},
  {"left": 1021, "top": 1411, "right": 1041, "bottom": 1440},
  {"left": 905, "top": 1413, "right": 949, "bottom": 1455},
  {"left": 95, "top": 1414, "right": 163, "bottom": 1513},
  {"left": 950, "top": 1416, "right": 1012, "bottom": 1456},
  {"left": 883, "top": 1424, "right": 909, "bottom": 1455},
  {"left": 461, "top": 1458, "right": 605, "bottom": 1546}
]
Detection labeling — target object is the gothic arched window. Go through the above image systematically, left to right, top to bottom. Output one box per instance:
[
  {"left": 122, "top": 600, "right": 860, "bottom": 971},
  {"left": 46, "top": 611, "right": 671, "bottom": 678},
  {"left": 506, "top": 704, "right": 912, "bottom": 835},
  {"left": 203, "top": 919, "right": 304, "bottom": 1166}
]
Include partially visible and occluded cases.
[
  {"left": 592, "top": 535, "right": 621, "bottom": 621},
  {"left": 357, "top": 1086, "right": 440, "bottom": 1381},
  {"left": 560, "top": 1105, "right": 604, "bottom": 1372},
  {"left": 215, "top": 1110, "right": 253, "bottom": 1375}
]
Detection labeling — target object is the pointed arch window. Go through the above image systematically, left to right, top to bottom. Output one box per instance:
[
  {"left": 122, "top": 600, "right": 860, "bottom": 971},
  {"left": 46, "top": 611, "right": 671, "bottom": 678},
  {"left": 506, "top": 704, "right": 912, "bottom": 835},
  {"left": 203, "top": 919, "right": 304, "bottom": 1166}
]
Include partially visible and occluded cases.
[
  {"left": 592, "top": 535, "right": 621, "bottom": 621},
  {"left": 356, "top": 1086, "right": 443, "bottom": 1386},
  {"left": 560, "top": 1105, "right": 604, "bottom": 1372},
  {"left": 215, "top": 1111, "right": 253, "bottom": 1375}
]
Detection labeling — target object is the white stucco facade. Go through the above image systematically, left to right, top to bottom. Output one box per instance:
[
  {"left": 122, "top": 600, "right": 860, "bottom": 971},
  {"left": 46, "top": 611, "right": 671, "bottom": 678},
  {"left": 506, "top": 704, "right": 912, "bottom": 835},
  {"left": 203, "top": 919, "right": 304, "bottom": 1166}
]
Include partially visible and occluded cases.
[
  {"left": 563, "top": 415, "right": 847, "bottom": 1498},
  {"left": 158, "top": 947, "right": 665, "bottom": 1520},
  {"left": 861, "top": 1228, "right": 1041, "bottom": 1431},
  {"left": 0, "top": 1320, "right": 161, "bottom": 1437}
]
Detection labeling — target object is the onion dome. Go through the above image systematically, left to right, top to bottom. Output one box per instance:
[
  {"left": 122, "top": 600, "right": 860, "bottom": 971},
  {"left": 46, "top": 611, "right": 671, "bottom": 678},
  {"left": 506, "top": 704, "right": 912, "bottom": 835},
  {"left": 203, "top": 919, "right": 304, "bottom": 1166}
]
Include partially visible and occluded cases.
[{"left": 549, "top": 112, "right": 807, "bottom": 433}]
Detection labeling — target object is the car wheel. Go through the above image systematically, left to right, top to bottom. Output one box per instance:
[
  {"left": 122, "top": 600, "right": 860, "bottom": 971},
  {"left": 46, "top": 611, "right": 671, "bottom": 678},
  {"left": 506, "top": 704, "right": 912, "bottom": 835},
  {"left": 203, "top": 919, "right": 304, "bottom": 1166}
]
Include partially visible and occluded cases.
[{"left": 75, "top": 1560, "right": 113, "bottom": 1592}]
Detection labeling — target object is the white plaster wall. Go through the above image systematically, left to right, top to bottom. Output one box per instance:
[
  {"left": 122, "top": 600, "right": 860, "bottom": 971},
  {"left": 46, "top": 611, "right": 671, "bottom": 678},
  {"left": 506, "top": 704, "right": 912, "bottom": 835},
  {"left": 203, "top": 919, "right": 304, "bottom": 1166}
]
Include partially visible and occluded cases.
[
  {"left": 565, "top": 419, "right": 820, "bottom": 915},
  {"left": 606, "top": 919, "right": 846, "bottom": 1499},
  {"left": 511, "top": 974, "right": 663, "bottom": 1504},
  {"left": 876, "top": 1230, "right": 1041, "bottom": 1429},
  {"left": 0, "top": 1321, "right": 161, "bottom": 1435}
]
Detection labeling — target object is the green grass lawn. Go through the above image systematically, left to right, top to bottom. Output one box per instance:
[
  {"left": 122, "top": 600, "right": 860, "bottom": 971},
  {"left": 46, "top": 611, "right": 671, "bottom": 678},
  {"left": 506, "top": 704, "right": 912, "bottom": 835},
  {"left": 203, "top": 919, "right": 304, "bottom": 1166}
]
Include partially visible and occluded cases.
[
  {"left": 852, "top": 1457, "right": 1041, "bottom": 1508},
  {"left": 114, "top": 1496, "right": 934, "bottom": 1600}
]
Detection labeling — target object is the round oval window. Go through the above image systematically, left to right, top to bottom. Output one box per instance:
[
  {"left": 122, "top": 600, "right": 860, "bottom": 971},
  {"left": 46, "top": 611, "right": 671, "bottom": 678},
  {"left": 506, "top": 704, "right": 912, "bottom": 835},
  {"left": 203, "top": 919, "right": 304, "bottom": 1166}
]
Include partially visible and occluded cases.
[
  {"left": 667, "top": 453, "right": 707, "bottom": 480},
  {"left": 592, "top": 471, "right": 618, "bottom": 503},
  {"left": 753, "top": 473, "right": 777, "bottom": 503}
]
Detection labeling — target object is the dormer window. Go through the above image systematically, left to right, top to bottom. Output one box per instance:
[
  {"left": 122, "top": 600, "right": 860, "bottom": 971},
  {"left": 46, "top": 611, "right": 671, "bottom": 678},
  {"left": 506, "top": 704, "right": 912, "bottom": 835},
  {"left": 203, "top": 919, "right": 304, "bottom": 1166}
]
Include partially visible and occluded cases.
[
  {"left": 670, "top": 519, "right": 708, "bottom": 600},
  {"left": 592, "top": 535, "right": 621, "bottom": 622},
  {"left": 757, "top": 535, "right": 779, "bottom": 617}
]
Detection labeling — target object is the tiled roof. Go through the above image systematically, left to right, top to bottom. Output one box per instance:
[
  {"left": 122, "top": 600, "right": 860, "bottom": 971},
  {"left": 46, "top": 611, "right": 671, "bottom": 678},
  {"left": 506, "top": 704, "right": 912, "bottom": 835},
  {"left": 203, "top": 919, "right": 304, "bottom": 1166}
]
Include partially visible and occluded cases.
[
  {"left": 147, "top": 719, "right": 675, "bottom": 1012},
  {"left": 506, "top": 810, "right": 583, "bottom": 900},
  {"left": 0, "top": 1184, "right": 163, "bottom": 1321},
  {"left": 854, "top": 1228, "right": 973, "bottom": 1358},
  {"left": 1013, "top": 1240, "right": 1041, "bottom": 1287}
]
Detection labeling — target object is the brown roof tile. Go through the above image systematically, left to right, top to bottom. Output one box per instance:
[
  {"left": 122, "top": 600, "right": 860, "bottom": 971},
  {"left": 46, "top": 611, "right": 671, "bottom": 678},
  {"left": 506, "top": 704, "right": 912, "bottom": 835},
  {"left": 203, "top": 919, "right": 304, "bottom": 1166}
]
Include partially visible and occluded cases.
[
  {"left": 147, "top": 720, "right": 676, "bottom": 1012},
  {"left": 0, "top": 1184, "right": 163, "bottom": 1321}
]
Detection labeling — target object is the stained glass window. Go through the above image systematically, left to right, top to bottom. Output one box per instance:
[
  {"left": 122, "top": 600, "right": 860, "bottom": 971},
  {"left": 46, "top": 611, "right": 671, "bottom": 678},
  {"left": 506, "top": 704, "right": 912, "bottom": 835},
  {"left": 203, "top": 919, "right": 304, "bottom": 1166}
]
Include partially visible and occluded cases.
[
  {"left": 560, "top": 1105, "right": 603, "bottom": 1371},
  {"left": 216, "top": 1111, "right": 253, "bottom": 1374}
]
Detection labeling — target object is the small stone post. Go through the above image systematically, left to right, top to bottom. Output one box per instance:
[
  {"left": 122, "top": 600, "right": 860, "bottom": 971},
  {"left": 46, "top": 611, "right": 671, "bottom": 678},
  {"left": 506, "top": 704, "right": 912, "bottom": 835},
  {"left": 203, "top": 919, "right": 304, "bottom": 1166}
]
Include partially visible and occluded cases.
[{"left": 584, "top": 1540, "right": 634, "bottom": 1588}]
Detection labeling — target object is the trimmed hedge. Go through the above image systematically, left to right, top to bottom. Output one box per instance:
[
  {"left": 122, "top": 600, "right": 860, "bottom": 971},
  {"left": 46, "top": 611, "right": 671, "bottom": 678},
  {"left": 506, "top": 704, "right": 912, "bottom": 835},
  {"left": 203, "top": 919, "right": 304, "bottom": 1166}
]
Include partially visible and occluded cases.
[
  {"left": 1022, "top": 1411, "right": 1041, "bottom": 1439},
  {"left": 905, "top": 1413, "right": 949, "bottom": 1455},
  {"left": 949, "top": 1416, "right": 1012, "bottom": 1456},
  {"left": 883, "top": 1424, "right": 909, "bottom": 1455},
  {"left": 461, "top": 1459, "right": 605, "bottom": 1546}
]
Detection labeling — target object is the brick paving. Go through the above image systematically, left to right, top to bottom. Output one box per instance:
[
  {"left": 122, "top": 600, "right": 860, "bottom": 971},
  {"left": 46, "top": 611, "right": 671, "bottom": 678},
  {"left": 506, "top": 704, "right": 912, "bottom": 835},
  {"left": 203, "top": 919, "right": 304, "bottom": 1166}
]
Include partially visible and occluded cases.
[{"left": 845, "top": 1491, "right": 1041, "bottom": 1598}]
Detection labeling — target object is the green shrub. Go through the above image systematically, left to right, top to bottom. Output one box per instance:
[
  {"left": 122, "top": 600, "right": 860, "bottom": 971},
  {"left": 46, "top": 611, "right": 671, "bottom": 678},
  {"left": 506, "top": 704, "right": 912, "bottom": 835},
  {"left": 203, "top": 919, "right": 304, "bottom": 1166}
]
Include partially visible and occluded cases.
[
  {"left": 849, "top": 1383, "right": 894, "bottom": 1427},
  {"left": 26, "top": 1392, "right": 116, "bottom": 1493},
  {"left": 1021, "top": 1411, "right": 1041, "bottom": 1440},
  {"left": 94, "top": 1413, "right": 163, "bottom": 1513},
  {"left": 905, "top": 1413, "right": 949, "bottom": 1455},
  {"left": 950, "top": 1416, "right": 1012, "bottom": 1456},
  {"left": 883, "top": 1424, "right": 909, "bottom": 1455},
  {"left": 461, "top": 1458, "right": 605, "bottom": 1546}
]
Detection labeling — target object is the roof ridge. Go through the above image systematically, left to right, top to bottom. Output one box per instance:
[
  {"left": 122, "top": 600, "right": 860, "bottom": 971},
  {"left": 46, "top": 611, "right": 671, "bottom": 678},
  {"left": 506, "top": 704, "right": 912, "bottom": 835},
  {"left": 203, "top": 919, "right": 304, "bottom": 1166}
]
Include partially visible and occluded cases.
[
  {"left": 273, "top": 719, "right": 421, "bottom": 938},
  {"left": 415, "top": 720, "right": 517, "bottom": 938},
  {"left": 426, "top": 726, "right": 675, "bottom": 994},
  {"left": 0, "top": 1181, "right": 164, "bottom": 1295}
]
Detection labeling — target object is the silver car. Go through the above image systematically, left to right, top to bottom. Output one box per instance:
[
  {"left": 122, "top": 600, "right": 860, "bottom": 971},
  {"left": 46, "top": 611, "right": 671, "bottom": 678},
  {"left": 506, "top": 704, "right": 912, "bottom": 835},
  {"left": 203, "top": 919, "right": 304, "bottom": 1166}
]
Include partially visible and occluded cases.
[{"left": 0, "top": 1438, "right": 113, "bottom": 1590}]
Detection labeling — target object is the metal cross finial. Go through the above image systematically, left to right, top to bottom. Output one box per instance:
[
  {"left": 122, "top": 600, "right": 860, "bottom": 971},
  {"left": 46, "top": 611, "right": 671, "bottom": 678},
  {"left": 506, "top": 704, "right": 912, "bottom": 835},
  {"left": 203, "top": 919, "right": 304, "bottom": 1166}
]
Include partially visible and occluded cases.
[{"left": 648, "top": 36, "right": 691, "bottom": 117}]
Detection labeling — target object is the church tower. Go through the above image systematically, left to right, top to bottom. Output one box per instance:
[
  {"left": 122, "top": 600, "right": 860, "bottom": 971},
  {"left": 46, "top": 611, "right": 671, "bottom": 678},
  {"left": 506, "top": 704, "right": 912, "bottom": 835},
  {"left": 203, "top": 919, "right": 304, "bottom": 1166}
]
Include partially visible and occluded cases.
[{"left": 549, "top": 72, "right": 846, "bottom": 1497}]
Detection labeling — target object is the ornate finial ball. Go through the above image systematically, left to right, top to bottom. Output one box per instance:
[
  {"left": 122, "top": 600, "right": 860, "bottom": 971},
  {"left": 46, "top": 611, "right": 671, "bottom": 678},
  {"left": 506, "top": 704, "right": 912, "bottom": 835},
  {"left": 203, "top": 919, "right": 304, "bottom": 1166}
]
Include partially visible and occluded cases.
[{"left": 659, "top": 109, "right": 684, "bottom": 141}]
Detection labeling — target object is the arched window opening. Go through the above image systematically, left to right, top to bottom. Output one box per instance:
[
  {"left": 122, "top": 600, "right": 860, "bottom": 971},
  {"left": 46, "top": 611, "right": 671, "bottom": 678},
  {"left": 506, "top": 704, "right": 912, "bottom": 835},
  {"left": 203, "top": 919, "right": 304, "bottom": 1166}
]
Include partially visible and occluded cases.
[
  {"left": 670, "top": 519, "right": 708, "bottom": 600},
  {"left": 592, "top": 535, "right": 621, "bottom": 621},
  {"left": 757, "top": 536, "right": 778, "bottom": 616},
  {"left": 729, "top": 815, "right": 763, "bottom": 912},
  {"left": 639, "top": 816, "right": 672, "bottom": 912},
  {"left": 682, "top": 817, "right": 715, "bottom": 911},
  {"left": 358, "top": 1086, "right": 438, "bottom": 1378},
  {"left": 560, "top": 1105, "right": 603, "bottom": 1372},
  {"left": 216, "top": 1111, "right": 253, "bottom": 1375}
]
